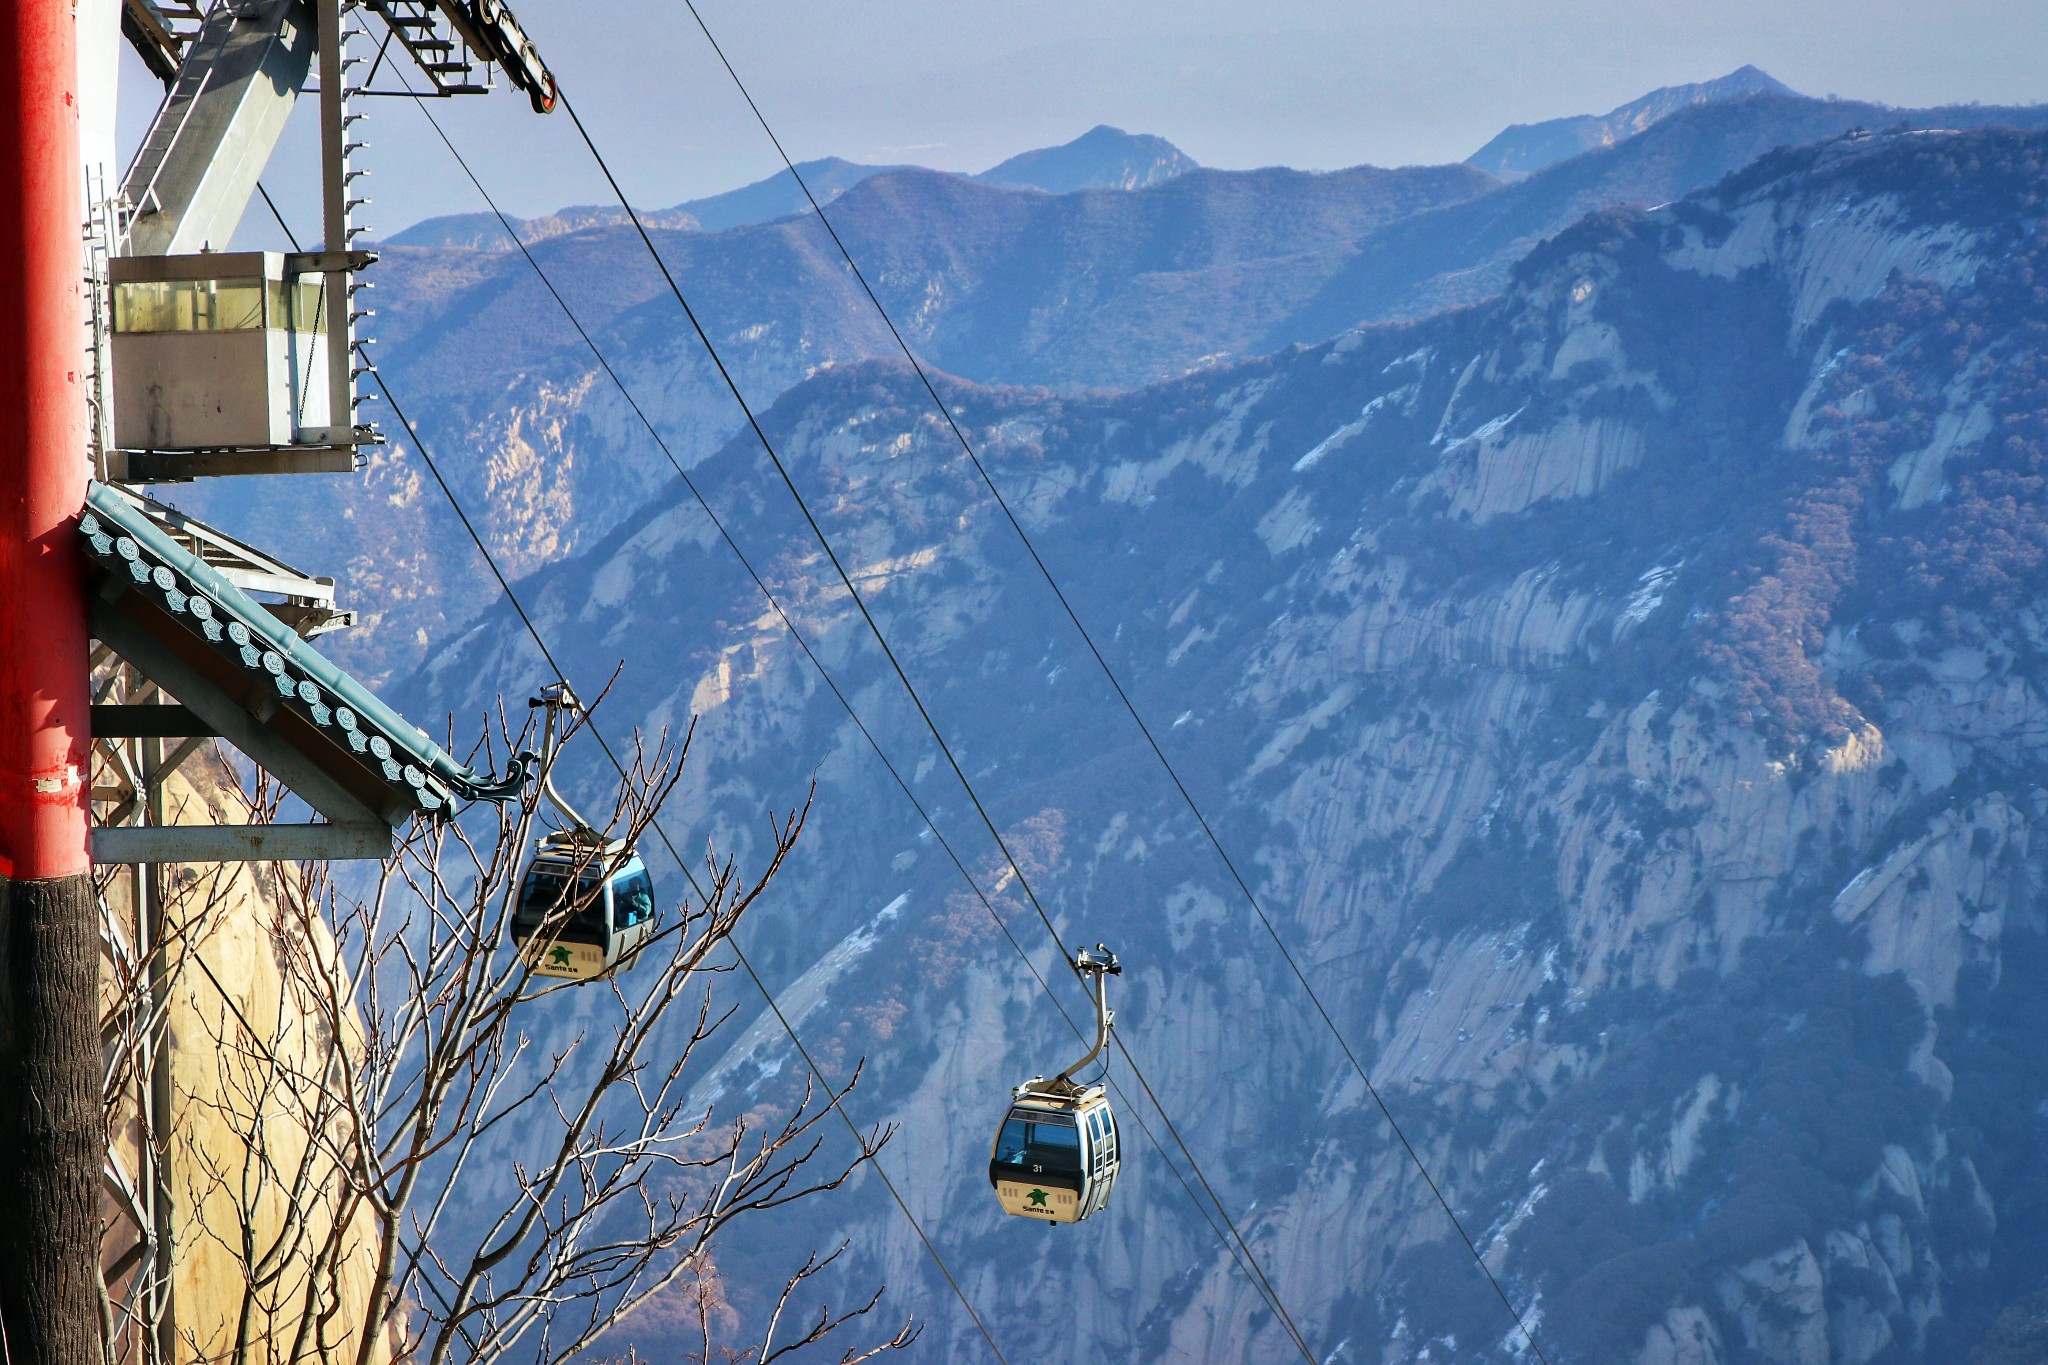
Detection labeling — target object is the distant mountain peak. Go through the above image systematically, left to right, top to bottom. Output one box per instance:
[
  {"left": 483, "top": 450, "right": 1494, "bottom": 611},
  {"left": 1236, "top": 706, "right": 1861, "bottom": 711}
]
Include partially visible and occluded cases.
[
  {"left": 1467, "top": 66, "right": 1802, "bottom": 179},
  {"left": 976, "top": 125, "right": 1198, "bottom": 193},
  {"left": 384, "top": 129, "right": 1202, "bottom": 249},
  {"left": 661, "top": 156, "right": 918, "bottom": 233},
  {"left": 382, "top": 203, "right": 698, "bottom": 251}
]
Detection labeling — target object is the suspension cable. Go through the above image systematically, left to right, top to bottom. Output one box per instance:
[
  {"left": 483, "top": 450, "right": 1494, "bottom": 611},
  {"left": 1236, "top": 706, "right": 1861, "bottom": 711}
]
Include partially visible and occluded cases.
[
  {"left": 665, "top": 12, "right": 1555, "bottom": 1360},
  {"left": 550, "top": 84, "right": 1319, "bottom": 1363},
  {"left": 370, "top": 92, "right": 1313, "bottom": 1354},
  {"left": 372, "top": 97, "right": 1306, "bottom": 1338},
  {"left": 254, "top": 186, "right": 1011, "bottom": 1365},
  {"left": 371, "top": 361, "right": 1012, "bottom": 1365}
]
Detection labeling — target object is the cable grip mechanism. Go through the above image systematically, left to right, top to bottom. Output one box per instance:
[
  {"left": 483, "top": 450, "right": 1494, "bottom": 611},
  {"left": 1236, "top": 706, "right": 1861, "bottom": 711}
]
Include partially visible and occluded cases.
[{"left": 527, "top": 681, "right": 596, "bottom": 837}]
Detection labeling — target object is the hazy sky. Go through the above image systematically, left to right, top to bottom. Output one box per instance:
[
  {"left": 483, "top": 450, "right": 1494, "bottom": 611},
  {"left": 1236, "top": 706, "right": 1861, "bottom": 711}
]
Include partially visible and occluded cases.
[{"left": 116, "top": 0, "right": 2048, "bottom": 244}]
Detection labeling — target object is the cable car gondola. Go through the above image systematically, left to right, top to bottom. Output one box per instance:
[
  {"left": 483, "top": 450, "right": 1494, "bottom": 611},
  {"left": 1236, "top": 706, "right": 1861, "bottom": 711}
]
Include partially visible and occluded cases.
[
  {"left": 508, "top": 684, "right": 658, "bottom": 981},
  {"left": 511, "top": 831, "right": 656, "bottom": 980},
  {"left": 989, "top": 945, "right": 1122, "bottom": 1225}
]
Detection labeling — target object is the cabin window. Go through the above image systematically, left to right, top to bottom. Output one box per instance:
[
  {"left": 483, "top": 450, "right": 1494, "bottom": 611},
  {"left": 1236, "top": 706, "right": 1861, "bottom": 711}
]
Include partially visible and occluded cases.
[
  {"left": 113, "top": 278, "right": 267, "bottom": 334},
  {"left": 514, "top": 867, "right": 607, "bottom": 940},
  {"left": 613, "top": 869, "right": 655, "bottom": 928},
  {"left": 993, "top": 1112, "right": 1081, "bottom": 1176}
]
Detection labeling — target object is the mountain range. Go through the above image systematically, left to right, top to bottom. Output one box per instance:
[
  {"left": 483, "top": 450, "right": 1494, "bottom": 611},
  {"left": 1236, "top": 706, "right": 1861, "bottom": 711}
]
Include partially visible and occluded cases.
[
  {"left": 161, "top": 72, "right": 2048, "bottom": 1361},
  {"left": 190, "top": 72, "right": 2047, "bottom": 692},
  {"left": 384, "top": 121, "right": 2048, "bottom": 1364},
  {"left": 382, "top": 123, "right": 1199, "bottom": 250}
]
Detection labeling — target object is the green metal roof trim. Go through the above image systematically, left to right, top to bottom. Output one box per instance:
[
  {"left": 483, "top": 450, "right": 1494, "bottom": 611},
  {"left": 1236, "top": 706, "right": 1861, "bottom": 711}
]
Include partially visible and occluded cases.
[{"left": 81, "top": 481, "right": 531, "bottom": 813}]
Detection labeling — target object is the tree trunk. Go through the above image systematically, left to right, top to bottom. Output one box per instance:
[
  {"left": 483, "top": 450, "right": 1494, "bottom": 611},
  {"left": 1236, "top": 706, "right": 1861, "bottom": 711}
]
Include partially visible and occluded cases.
[{"left": 0, "top": 873, "right": 106, "bottom": 1365}]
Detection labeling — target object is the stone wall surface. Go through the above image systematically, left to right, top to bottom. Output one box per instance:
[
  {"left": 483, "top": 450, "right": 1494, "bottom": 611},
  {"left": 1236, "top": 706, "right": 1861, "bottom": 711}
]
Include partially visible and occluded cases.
[{"left": 97, "top": 751, "right": 390, "bottom": 1365}]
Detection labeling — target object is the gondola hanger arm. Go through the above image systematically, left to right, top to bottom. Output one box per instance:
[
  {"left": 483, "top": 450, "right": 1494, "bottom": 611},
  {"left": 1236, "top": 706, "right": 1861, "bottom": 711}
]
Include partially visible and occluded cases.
[
  {"left": 529, "top": 680, "right": 598, "bottom": 837},
  {"left": 1050, "top": 945, "right": 1120, "bottom": 1091}
]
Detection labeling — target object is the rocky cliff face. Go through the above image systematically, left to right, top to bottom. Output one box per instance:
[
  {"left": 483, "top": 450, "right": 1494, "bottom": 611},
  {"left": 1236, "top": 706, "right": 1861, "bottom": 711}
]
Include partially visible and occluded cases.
[{"left": 384, "top": 125, "right": 2048, "bottom": 1363}]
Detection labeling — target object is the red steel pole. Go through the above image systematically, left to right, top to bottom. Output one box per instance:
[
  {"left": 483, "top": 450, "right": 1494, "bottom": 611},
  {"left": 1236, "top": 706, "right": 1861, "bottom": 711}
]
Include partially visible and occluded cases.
[
  {"left": 0, "top": 0, "right": 104, "bottom": 1361},
  {"left": 0, "top": 0, "right": 93, "bottom": 858}
]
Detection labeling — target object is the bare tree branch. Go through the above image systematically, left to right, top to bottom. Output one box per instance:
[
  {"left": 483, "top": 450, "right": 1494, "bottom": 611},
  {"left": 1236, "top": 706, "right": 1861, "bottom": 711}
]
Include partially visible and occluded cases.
[{"left": 104, "top": 698, "right": 917, "bottom": 1365}]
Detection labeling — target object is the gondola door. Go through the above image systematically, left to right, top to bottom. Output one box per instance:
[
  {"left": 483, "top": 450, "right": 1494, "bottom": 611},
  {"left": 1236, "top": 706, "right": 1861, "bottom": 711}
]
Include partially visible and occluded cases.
[{"left": 1078, "top": 1101, "right": 1119, "bottom": 1220}]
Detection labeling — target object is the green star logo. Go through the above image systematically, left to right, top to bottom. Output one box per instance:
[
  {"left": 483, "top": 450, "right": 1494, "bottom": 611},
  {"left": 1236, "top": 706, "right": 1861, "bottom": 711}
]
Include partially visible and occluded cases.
[
  {"left": 549, "top": 945, "right": 573, "bottom": 967},
  {"left": 1026, "top": 1188, "right": 1049, "bottom": 1208}
]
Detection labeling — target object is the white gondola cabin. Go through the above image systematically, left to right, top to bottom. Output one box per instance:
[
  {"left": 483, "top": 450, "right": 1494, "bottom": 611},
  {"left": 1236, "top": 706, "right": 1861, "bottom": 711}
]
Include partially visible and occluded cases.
[
  {"left": 506, "top": 683, "right": 657, "bottom": 982},
  {"left": 509, "top": 832, "right": 657, "bottom": 980},
  {"left": 989, "top": 1086, "right": 1121, "bottom": 1225}
]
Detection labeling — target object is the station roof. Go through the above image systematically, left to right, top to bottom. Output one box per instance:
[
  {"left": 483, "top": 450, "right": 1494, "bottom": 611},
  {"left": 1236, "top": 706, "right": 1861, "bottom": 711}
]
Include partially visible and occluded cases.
[{"left": 81, "top": 480, "right": 529, "bottom": 825}]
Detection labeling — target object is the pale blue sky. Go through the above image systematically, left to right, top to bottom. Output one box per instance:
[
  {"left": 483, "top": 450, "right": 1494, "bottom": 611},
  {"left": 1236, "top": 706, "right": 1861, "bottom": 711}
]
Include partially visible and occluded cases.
[{"left": 118, "top": 0, "right": 2048, "bottom": 243}]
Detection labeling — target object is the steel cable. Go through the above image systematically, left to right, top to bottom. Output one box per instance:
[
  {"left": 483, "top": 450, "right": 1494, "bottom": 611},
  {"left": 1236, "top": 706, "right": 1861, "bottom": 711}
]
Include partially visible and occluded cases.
[
  {"left": 663, "top": 11, "right": 1558, "bottom": 1360},
  {"left": 552, "top": 83, "right": 1320, "bottom": 1364},
  {"left": 371, "top": 97, "right": 1311, "bottom": 1341},
  {"left": 256, "top": 186, "right": 1011, "bottom": 1365}
]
